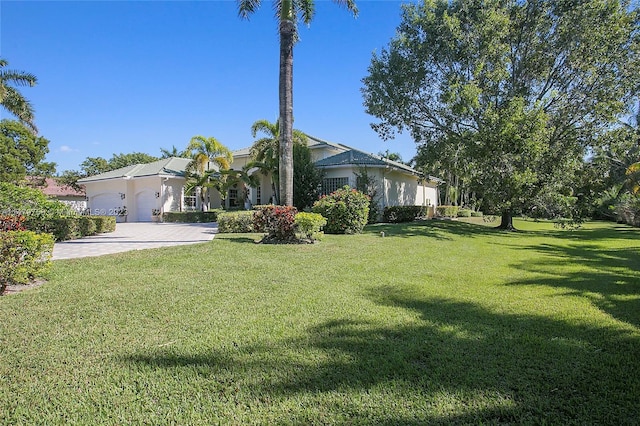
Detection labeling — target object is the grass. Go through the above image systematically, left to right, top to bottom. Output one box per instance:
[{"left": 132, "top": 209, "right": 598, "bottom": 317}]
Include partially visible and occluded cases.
[{"left": 1, "top": 219, "right": 639, "bottom": 424}]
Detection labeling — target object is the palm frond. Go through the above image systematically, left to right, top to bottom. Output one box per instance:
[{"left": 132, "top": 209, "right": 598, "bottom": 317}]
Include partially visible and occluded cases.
[{"left": 237, "top": 0, "right": 262, "bottom": 19}]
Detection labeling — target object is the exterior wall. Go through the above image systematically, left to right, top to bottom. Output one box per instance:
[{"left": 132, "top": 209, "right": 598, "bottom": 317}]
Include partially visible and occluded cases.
[
  {"left": 162, "top": 178, "right": 185, "bottom": 212},
  {"left": 84, "top": 180, "right": 129, "bottom": 216}
]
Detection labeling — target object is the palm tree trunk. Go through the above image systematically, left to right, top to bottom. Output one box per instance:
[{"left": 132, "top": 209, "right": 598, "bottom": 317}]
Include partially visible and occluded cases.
[{"left": 279, "top": 19, "right": 295, "bottom": 207}]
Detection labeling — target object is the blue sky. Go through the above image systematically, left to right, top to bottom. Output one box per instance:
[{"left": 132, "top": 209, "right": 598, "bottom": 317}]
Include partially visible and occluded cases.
[{"left": 1, "top": 0, "right": 417, "bottom": 173}]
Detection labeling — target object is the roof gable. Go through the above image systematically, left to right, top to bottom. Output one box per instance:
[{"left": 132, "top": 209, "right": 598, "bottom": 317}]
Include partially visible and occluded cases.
[{"left": 315, "top": 149, "right": 422, "bottom": 176}]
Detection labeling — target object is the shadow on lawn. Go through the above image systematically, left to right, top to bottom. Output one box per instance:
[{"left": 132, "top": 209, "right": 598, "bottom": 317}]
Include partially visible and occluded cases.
[
  {"left": 363, "top": 219, "right": 507, "bottom": 240},
  {"left": 506, "top": 239, "right": 640, "bottom": 328},
  {"left": 124, "top": 289, "right": 639, "bottom": 424}
]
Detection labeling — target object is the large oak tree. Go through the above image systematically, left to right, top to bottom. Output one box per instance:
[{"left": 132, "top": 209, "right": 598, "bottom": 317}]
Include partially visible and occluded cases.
[{"left": 362, "top": 0, "right": 640, "bottom": 229}]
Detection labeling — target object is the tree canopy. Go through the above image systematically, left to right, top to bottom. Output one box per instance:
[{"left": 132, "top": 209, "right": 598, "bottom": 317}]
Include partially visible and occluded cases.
[
  {"left": 362, "top": 0, "right": 640, "bottom": 229},
  {"left": 0, "top": 120, "right": 55, "bottom": 183}
]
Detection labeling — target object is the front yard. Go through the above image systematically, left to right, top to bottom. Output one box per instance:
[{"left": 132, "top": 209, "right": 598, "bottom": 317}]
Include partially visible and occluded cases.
[{"left": 1, "top": 219, "right": 638, "bottom": 424}]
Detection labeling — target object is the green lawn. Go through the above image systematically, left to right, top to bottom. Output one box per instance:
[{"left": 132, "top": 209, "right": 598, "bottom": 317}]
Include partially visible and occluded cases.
[{"left": 1, "top": 219, "right": 639, "bottom": 424}]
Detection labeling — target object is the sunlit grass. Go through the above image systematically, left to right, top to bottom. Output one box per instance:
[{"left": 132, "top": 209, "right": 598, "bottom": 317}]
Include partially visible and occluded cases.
[{"left": 1, "top": 219, "right": 639, "bottom": 424}]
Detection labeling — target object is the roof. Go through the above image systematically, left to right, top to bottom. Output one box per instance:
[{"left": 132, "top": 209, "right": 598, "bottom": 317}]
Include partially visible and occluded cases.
[
  {"left": 232, "top": 134, "right": 352, "bottom": 158},
  {"left": 315, "top": 149, "right": 424, "bottom": 177},
  {"left": 78, "top": 157, "right": 192, "bottom": 183},
  {"left": 29, "top": 177, "right": 86, "bottom": 197}
]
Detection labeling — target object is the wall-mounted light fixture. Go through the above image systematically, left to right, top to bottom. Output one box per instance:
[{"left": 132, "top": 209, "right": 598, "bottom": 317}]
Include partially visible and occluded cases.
[
  {"left": 155, "top": 192, "right": 160, "bottom": 198},
  {"left": 119, "top": 193, "right": 126, "bottom": 200}
]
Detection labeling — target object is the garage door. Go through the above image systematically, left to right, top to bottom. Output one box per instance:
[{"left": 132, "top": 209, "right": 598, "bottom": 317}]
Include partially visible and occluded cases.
[
  {"left": 136, "top": 190, "right": 156, "bottom": 222},
  {"left": 91, "top": 193, "right": 123, "bottom": 216}
]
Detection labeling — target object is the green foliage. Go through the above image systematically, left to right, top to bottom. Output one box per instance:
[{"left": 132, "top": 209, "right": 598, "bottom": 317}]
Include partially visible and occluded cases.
[
  {"left": 363, "top": 0, "right": 640, "bottom": 229},
  {"left": 0, "top": 59, "right": 38, "bottom": 132},
  {"left": 0, "top": 120, "right": 55, "bottom": 183},
  {"left": 293, "top": 144, "right": 323, "bottom": 211},
  {"left": 108, "top": 152, "right": 159, "bottom": 170},
  {"left": 354, "top": 166, "right": 381, "bottom": 223},
  {"left": 0, "top": 182, "right": 75, "bottom": 221},
  {"left": 312, "top": 186, "right": 370, "bottom": 234},
  {"left": 615, "top": 193, "right": 640, "bottom": 227},
  {"left": 254, "top": 205, "right": 298, "bottom": 242},
  {"left": 436, "top": 205, "right": 460, "bottom": 217},
  {"left": 382, "top": 206, "right": 425, "bottom": 223},
  {"left": 457, "top": 209, "right": 472, "bottom": 218},
  {"left": 470, "top": 210, "right": 484, "bottom": 218},
  {"left": 162, "top": 211, "right": 221, "bottom": 223},
  {"left": 217, "top": 211, "right": 255, "bottom": 233},
  {"left": 294, "top": 212, "right": 326, "bottom": 240},
  {"left": 23, "top": 215, "right": 109, "bottom": 241},
  {"left": 91, "top": 216, "right": 115, "bottom": 233},
  {"left": 0, "top": 230, "right": 53, "bottom": 293}
]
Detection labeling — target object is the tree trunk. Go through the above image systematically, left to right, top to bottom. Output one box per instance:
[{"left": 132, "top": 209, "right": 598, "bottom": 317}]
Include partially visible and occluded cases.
[
  {"left": 279, "top": 19, "right": 295, "bottom": 207},
  {"left": 497, "top": 210, "right": 516, "bottom": 230}
]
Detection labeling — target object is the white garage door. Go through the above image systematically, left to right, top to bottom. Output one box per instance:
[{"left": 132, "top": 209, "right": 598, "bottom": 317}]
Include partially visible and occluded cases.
[
  {"left": 136, "top": 190, "right": 156, "bottom": 222},
  {"left": 91, "top": 193, "right": 123, "bottom": 216}
]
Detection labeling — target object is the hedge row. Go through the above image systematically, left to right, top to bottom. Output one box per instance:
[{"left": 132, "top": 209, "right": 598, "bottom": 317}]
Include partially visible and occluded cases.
[
  {"left": 382, "top": 206, "right": 427, "bottom": 223},
  {"left": 162, "top": 210, "right": 222, "bottom": 223},
  {"left": 24, "top": 216, "right": 116, "bottom": 242}
]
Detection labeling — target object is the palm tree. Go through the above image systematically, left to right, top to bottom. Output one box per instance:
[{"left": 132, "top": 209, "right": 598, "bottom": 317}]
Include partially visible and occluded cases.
[
  {"left": 237, "top": 0, "right": 358, "bottom": 206},
  {"left": 0, "top": 59, "right": 38, "bottom": 133},
  {"left": 248, "top": 118, "right": 308, "bottom": 204},
  {"left": 185, "top": 135, "right": 234, "bottom": 210},
  {"left": 159, "top": 145, "right": 187, "bottom": 159}
]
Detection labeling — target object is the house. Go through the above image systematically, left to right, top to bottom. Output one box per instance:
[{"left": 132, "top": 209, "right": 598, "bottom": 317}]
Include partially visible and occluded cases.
[
  {"left": 232, "top": 136, "right": 441, "bottom": 217},
  {"left": 78, "top": 137, "right": 441, "bottom": 222},
  {"left": 78, "top": 157, "right": 192, "bottom": 222},
  {"left": 31, "top": 177, "right": 88, "bottom": 213}
]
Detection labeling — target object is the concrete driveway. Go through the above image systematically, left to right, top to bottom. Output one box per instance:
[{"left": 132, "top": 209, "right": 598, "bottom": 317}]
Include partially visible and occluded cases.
[{"left": 52, "top": 222, "right": 218, "bottom": 260}]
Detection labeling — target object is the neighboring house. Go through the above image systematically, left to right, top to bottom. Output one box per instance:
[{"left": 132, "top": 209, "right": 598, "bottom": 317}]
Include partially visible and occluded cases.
[
  {"left": 77, "top": 137, "right": 441, "bottom": 222},
  {"left": 78, "top": 157, "right": 192, "bottom": 222},
  {"left": 31, "top": 177, "right": 88, "bottom": 213}
]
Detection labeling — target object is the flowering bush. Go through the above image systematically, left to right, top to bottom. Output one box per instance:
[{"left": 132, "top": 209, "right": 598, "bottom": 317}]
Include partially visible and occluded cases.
[
  {"left": 312, "top": 186, "right": 369, "bottom": 234},
  {"left": 254, "top": 205, "right": 298, "bottom": 242},
  {"left": 294, "top": 212, "right": 327, "bottom": 241},
  {"left": 0, "top": 230, "right": 54, "bottom": 294}
]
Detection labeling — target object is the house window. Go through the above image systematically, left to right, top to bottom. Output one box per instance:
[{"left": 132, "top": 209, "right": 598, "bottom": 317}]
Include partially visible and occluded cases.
[
  {"left": 322, "top": 177, "right": 349, "bottom": 195},
  {"left": 256, "top": 186, "right": 261, "bottom": 205},
  {"left": 228, "top": 188, "right": 239, "bottom": 208},
  {"left": 183, "top": 195, "right": 197, "bottom": 211}
]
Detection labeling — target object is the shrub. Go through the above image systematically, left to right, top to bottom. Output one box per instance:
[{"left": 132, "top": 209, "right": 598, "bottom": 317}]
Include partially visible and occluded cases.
[
  {"left": 312, "top": 186, "right": 369, "bottom": 234},
  {"left": 254, "top": 205, "right": 298, "bottom": 242},
  {"left": 436, "top": 205, "right": 460, "bottom": 217},
  {"left": 382, "top": 206, "right": 425, "bottom": 223},
  {"left": 457, "top": 209, "right": 472, "bottom": 217},
  {"left": 162, "top": 210, "right": 221, "bottom": 223},
  {"left": 217, "top": 211, "right": 255, "bottom": 233},
  {"left": 471, "top": 211, "right": 484, "bottom": 217},
  {"left": 294, "top": 212, "right": 327, "bottom": 240},
  {"left": 1, "top": 215, "right": 26, "bottom": 231},
  {"left": 92, "top": 216, "right": 115, "bottom": 233},
  {"left": 0, "top": 230, "right": 54, "bottom": 294}
]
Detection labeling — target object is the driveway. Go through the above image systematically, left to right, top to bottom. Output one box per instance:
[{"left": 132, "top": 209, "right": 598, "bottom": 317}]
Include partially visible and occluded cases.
[{"left": 52, "top": 222, "right": 218, "bottom": 260}]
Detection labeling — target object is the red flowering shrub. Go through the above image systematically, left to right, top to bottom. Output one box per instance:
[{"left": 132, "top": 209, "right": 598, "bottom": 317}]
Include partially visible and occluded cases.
[
  {"left": 254, "top": 205, "right": 298, "bottom": 242},
  {"left": 0, "top": 215, "right": 26, "bottom": 232}
]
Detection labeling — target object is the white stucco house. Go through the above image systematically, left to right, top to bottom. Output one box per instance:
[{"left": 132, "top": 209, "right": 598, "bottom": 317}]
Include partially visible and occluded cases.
[{"left": 78, "top": 137, "right": 441, "bottom": 222}]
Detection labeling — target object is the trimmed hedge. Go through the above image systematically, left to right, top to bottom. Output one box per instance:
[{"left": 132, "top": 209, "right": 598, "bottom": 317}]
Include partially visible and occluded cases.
[
  {"left": 436, "top": 205, "right": 460, "bottom": 217},
  {"left": 382, "top": 206, "right": 426, "bottom": 223},
  {"left": 457, "top": 209, "right": 472, "bottom": 218},
  {"left": 162, "top": 210, "right": 222, "bottom": 223},
  {"left": 217, "top": 211, "right": 255, "bottom": 233},
  {"left": 471, "top": 211, "right": 484, "bottom": 217},
  {"left": 24, "top": 215, "right": 115, "bottom": 242},
  {"left": 1, "top": 230, "right": 54, "bottom": 294}
]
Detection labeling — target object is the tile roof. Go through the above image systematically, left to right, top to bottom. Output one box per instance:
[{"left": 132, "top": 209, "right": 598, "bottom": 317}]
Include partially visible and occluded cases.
[
  {"left": 315, "top": 149, "right": 423, "bottom": 176},
  {"left": 78, "top": 157, "right": 193, "bottom": 183},
  {"left": 31, "top": 177, "right": 86, "bottom": 197}
]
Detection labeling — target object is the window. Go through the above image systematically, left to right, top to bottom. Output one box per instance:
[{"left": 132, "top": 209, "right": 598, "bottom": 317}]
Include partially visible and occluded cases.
[
  {"left": 322, "top": 177, "right": 349, "bottom": 195},
  {"left": 256, "top": 186, "right": 261, "bottom": 205},
  {"left": 228, "top": 188, "right": 239, "bottom": 208},
  {"left": 183, "top": 195, "right": 196, "bottom": 211}
]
